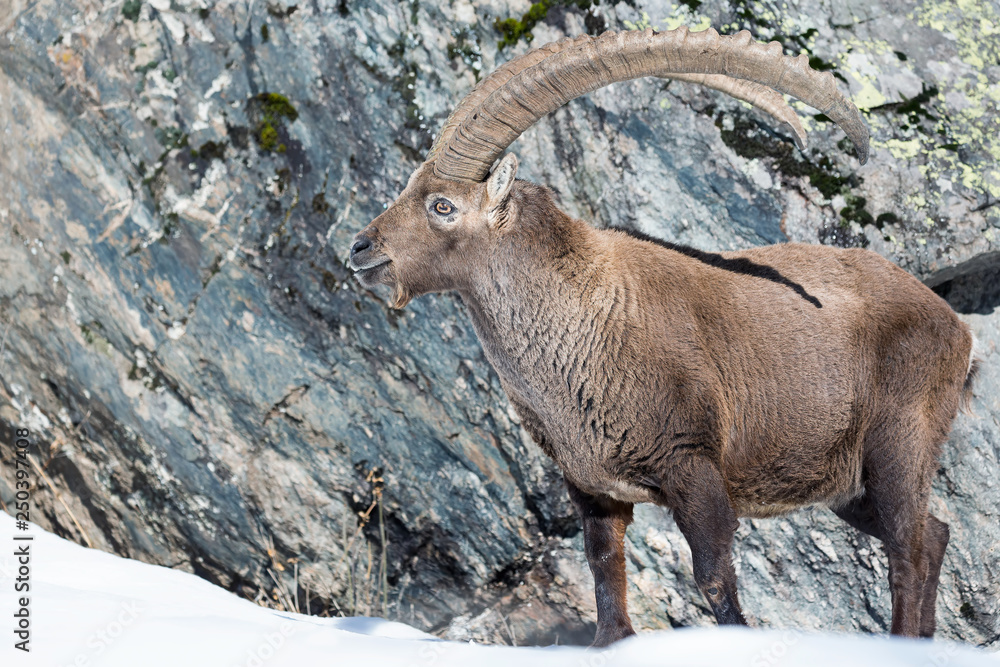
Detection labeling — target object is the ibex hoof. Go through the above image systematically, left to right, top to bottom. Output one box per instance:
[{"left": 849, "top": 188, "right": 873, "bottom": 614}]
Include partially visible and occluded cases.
[{"left": 591, "top": 626, "right": 636, "bottom": 648}]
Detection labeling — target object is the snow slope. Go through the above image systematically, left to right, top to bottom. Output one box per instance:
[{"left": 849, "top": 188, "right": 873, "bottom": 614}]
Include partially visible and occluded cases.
[{"left": 1, "top": 511, "right": 996, "bottom": 667}]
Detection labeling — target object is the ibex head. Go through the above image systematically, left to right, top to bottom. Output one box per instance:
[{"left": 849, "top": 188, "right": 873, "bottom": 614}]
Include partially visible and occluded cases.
[
  {"left": 349, "top": 27, "right": 870, "bottom": 308},
  {"left": 348, "top": 154, "right": 520, "bottom": 309}
]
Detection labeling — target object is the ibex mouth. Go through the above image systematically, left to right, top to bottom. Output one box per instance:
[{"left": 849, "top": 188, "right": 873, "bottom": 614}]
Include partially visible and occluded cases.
[
  {"left": 352, "top": 257, "right": 390, "bottom": 272},
  {"left": 353, "top": 258, "right": 391, "bottom": 287}
]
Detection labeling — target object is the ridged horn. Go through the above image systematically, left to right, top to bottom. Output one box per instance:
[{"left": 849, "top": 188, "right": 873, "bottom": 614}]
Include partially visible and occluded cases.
[
  {"left": 433, "top": 28, "right": 869, "bottom": 182},
  {"left": 428, "top": 35, "right": 592, "bottom": 159},
  {"left": 429, "top": 38, "right": 807, "bottom": 160},
  {"left": 668, "top": 73, "right": 807, "bottom": 149}
]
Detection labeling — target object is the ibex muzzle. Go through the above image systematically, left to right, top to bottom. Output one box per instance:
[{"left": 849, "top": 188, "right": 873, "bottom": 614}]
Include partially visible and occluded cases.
[{"left": 349, "top": 28, "right": 977, "bottom": 645}]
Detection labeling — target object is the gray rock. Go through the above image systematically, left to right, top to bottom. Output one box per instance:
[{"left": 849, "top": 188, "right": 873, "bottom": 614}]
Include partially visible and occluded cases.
[{"left": 0, "top": 0, "right": 996, "bottom": 648}]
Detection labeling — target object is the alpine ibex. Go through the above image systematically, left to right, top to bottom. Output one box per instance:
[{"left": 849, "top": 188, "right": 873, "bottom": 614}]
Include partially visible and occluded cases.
[{"left": 348, "top": 28, "right": 978, "bottom": 644}]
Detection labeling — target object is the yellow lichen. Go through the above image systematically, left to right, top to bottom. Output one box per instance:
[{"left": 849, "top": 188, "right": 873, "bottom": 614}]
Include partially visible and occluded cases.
[
  {"left": 853, "top": 0, "right": 1000, "bottom": 207},
  {"left": 655, "top": 3, "right": 713, "bottom": 32},
  {"left": 623, "top": 12, "right": 654, "bottom": 31},
  {"left": 853, "top": 80, "right": 888, "bottom": 110},
  {"left": 876, "top": 138, "right": 922, "bottom": 160},
  {"left": 907, "top": 192, "right": 928, "bottom": 210}
]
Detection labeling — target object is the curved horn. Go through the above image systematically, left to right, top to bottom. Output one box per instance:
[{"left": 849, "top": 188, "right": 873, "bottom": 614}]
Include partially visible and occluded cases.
[
  {"left": 433, "top": 28, "right": 869, "bottom": 181},
  {"left": 428, "top": 35, "right": 591, "bottom": 159},
  {"left": 430, "top": 39, "right": 807, "bottom": 159},
  {"left": 668, "top": 73, "right": 807, "bottom": 149}
]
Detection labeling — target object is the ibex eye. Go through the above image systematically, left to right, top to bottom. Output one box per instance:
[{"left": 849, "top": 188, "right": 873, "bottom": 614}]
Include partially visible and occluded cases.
[{"left": 433, "top": 200, "right": 454, "bottom": 216}]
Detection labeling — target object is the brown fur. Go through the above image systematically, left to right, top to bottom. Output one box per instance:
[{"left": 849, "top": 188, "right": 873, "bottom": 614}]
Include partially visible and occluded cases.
[{"left": 349, "top": 158, "right": 976, "bottom": 643}]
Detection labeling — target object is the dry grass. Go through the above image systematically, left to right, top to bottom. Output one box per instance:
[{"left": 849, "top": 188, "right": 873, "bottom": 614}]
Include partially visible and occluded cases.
[{"left": 245, "top": 466, "right": 390, "bottom": 619}]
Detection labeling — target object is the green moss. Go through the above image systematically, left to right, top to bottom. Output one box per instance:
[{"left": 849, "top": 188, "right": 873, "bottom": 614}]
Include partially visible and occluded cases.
[
  {"left": 122, "top": 0, "right": 141, "bottom": 22},
  {"left": 495, "top": 0, "right": 599, "bottom": 49},
  {"left": 267, "top": 3, "right": 298, "bottom": 17},
  {"left": 261, "top": 24, "right": 270, "bottom": 42},
  {"left": 447, "top": 28, "right": 483, "bottom": 82},
  {"left": 386, "top": 49, "right": 425, "bottom": 131},
  {"left": 808, "top": 55, "right": 837, "bottom": 73},
  {"left": 135, "top": 60, "right": 159, "bottom": 75},
  {"left": 163, "top": 67, "right": 177, "bottom": 82},
  {"left": 401, "top": 67, "right": 421, "bottom": 127},
  {"left": 869, "top": 83, "right": 950, "bottom": 143},
  {"left": 896, "top": 84, "right": 939, "bottom": 122},
  {"left": 252, "top": 93, "right": 298, "bottom": 152},
  {"left": 259, "top": 93, "right": 298, "bottom": 122},
  {"left": 717, "top": 111, "right": 874, "bottom": 247},
  {"left": 717, "top": 113, "right": 854, "bottom": 199},
  {"left": 258, "top": 122, "right": 278, "bottom": 151},
  {"left": 154, "top": 126, "right": 188, "bottom": 150},
  {"left": 153, "top": 127, "right": 188, "bottom": 151},
  {"left": 193, "top": 140, "right": 226, "bottom": 161},
  {"left": 141, "top": 157, "right": 165, "bottom": 187},
  {"left": 311, "top": 192, "right": 330, "bottom": 213},
  {"left": 840, "top": 194, "right": 874, "bottom": 227},
  {"left": 874, "top": 212, "right": 899, "bottom": 229},
  {"left": 60, "top": 250, "right": 71, "bottom": 264},
  {"left": 79, "top": 321, "right": 106, "bottom": 347},
  {"left": 960, "top": 601, "right": 976, "bottom": 622}
]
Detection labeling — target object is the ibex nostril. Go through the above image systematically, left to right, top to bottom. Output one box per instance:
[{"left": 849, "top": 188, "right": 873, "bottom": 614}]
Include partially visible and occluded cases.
[{"left": 350, "top": 237, "right": 371, "bottom": 258}]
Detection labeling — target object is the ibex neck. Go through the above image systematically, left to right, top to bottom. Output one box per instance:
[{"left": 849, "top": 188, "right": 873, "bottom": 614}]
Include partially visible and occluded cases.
[
  {"left": 458, "top": 211, "right": 622, "bottom": 400},
  {"left": 462, "top": 212, "right": 603, "bottom": 319}
]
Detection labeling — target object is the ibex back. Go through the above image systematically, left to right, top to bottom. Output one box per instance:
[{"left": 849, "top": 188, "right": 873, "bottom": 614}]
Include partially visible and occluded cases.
[{"left": 349, "top": 28, "right": 978, "bottom": 644}]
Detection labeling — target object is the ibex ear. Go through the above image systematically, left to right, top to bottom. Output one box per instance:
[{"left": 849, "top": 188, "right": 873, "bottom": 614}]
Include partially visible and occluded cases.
[{"left": 486, "top": 153, "right": 518, "bottom": 210}]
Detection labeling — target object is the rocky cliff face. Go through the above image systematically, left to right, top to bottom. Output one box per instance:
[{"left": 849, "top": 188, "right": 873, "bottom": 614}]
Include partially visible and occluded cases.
[{"left": 0, "top": 0, "right": 997, "bottom": 648}]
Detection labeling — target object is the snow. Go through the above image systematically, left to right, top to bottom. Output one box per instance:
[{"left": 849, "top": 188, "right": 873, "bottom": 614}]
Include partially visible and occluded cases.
[{"left": 1, "top": 511, "right": 997, "bottom": 667}]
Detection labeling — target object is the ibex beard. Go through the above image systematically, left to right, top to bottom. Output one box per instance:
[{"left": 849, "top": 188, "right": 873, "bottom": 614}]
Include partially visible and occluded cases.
[{"left": 349, "top": 28, "right": 978, "bottom": 646}]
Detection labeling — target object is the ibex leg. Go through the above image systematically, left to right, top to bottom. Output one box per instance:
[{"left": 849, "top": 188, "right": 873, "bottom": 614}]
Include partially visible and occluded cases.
[
  {"left": 844, "top": 420, "right": 935, "bottom": 637},
  {"left": 662, "top": 456, "right": 747, "bottom": 626},
  {"left": 566, "top": 479, "right": 636, "bottom": 647},
  {"left": 918, "top": 514, "right": 949, "bottom": 637}
]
